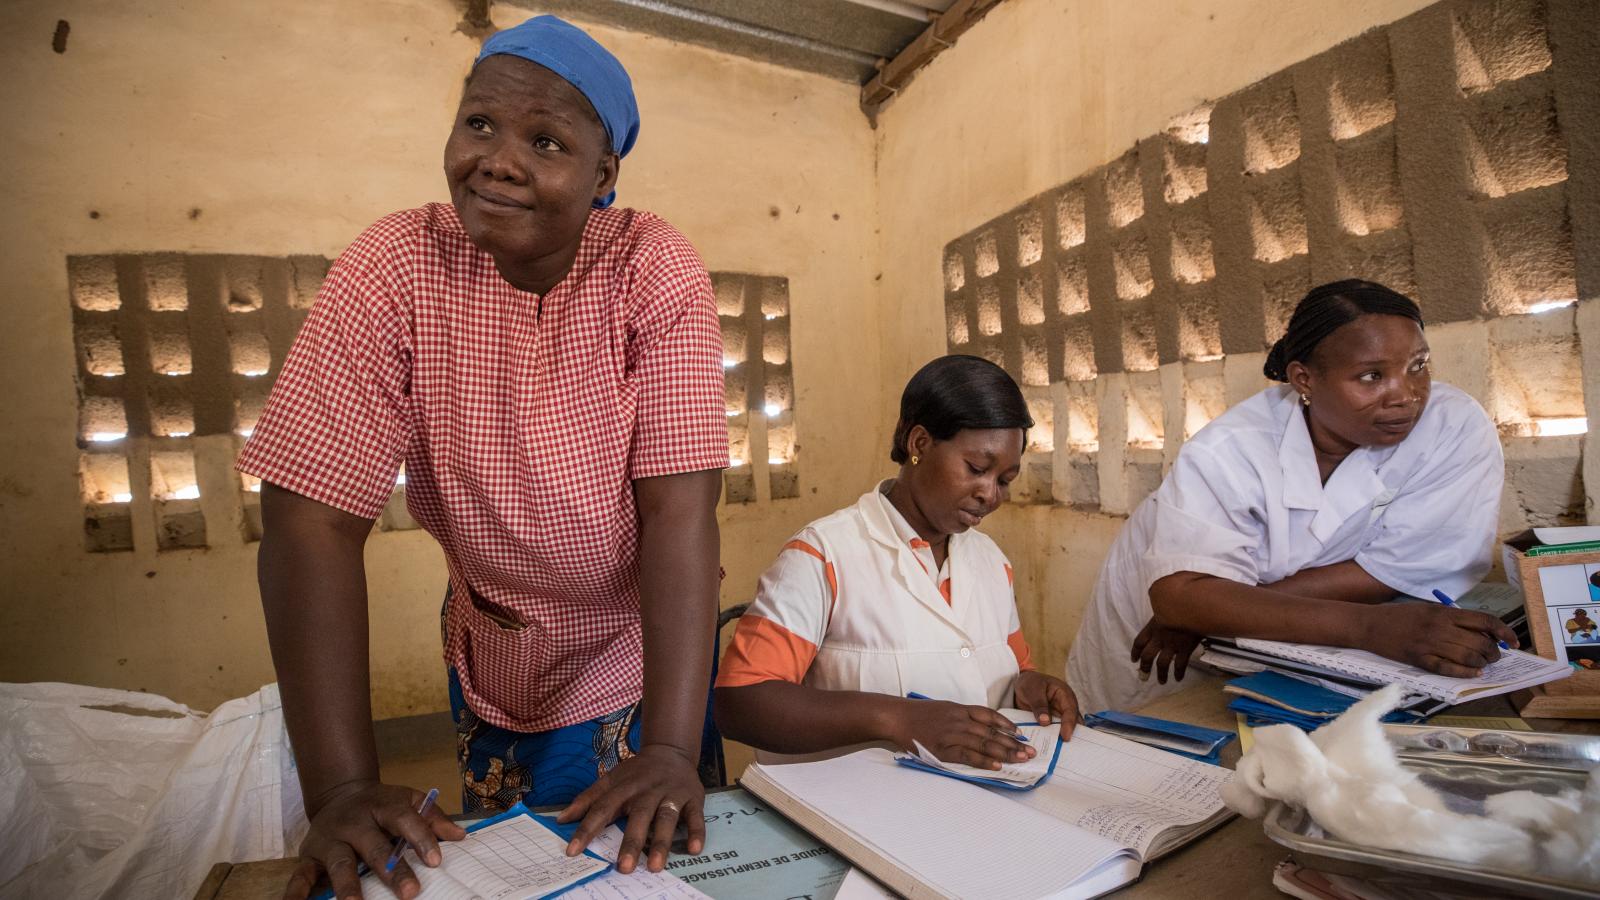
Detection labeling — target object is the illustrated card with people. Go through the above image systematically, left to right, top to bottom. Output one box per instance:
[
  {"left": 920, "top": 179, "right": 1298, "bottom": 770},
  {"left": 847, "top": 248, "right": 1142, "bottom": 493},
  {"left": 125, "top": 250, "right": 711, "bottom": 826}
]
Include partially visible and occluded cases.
[{"left": 1534, "top": 561, "right": 1600, "bottom": 670}]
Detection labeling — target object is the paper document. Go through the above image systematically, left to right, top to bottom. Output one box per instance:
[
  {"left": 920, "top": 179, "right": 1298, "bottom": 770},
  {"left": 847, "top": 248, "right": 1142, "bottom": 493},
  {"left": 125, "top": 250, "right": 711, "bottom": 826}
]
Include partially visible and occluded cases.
[
  {"left": 1534, "top": 526, "right": 1600, "bottom": 545},
  {"left": 1232, "top": 639, "right": 1570, "bottom": 702},
  {"left": 899, "top": 713, "right": 1061, "bottom": 788},
  {"left": 1009, "top": 728, "right": 1231, "bottom": 858},
  {"left": 661, "top": 789, "right": 847, "bottom": 898},
  {"left": 355, "top": 812, "right": 607, "bottom": 900},
  {"left": 570, "top": 828, "right": 709, "bottom": 899}
]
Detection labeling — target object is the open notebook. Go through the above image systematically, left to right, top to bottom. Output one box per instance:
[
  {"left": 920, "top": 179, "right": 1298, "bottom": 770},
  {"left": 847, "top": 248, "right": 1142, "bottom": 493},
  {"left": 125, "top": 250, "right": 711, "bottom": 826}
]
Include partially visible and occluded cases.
[
  {"left": 1231, "top": 639, "right": 1570, "bottom": 702},
  {"left": 740, "top": 727, "right": 1233, "bottom": 900}
]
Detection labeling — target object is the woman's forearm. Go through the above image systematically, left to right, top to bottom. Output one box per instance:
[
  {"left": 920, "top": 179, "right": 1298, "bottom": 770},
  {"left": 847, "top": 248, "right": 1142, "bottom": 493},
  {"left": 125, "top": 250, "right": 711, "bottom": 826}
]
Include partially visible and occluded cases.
[
  {"left": 635, "top": 470, "right": 723, "bottom": 759},
  {"left": 258, "top": 484, "right": 382, "bottom": 814},
  {"left": 1265, "top": 560, "right": 1396, "bottom": 605},
  {"left": 1150, "top": 571, "right": 1372, "bottom": 647},
  {"left": 713, "top": 681, "right": 910, "bottom": 754}
]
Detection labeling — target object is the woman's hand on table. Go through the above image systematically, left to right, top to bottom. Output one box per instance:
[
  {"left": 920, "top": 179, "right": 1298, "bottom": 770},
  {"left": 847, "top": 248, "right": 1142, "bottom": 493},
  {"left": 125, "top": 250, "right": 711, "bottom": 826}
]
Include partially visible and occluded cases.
[
  {"left": 1356, "top": 602, "right": 1519, "bottom": 677},
  {"left": 1131, "top": 619, "right": 1204, "bottom": 685},
  {"left": 1013, "top": 670, "right": 1081, "bottom": 737},
  {"left": 887, "top": 697, "right": 1035, "bottom": 770},
  {"left": 557, "top": 743, "right": 706, "bottom": 875},
  {"left": 283, "top": 780, "right": 465, "bottom": 900}
]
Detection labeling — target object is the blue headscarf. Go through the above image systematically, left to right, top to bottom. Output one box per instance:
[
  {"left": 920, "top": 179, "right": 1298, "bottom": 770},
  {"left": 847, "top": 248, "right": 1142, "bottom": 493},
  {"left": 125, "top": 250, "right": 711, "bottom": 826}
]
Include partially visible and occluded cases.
[{"left": 475, "top": 15, "right": 639, "bottom": 208}]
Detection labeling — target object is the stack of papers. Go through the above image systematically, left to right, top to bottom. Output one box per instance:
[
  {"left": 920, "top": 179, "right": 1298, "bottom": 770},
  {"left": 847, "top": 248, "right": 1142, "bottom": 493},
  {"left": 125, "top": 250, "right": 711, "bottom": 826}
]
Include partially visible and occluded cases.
[
  {"left": 1196, "top": 584, "right": 1567, "bottom": 731},
  {"left": 1201, "top": 626, "right": 1570, "bottom": 732}
]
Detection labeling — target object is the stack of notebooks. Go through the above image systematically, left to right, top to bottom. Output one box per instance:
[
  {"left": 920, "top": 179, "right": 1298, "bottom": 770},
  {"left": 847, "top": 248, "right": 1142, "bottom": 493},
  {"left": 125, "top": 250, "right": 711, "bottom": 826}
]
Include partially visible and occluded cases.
[
  {"left": 1201, "top": 625, "right": 1571, "bottom": 731},
  {"left": 1222, "top": 671, "right": 1433, "bottom": 730},
  {"left": 740, "top": 725, "right": 1234, "bottom": 899}
]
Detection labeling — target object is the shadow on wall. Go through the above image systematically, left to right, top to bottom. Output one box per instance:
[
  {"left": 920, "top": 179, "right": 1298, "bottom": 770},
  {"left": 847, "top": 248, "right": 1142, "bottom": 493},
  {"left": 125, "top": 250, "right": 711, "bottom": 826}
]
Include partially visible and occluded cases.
[{"left": 939, "top": 0, "right": 1595, "bottom": 529}]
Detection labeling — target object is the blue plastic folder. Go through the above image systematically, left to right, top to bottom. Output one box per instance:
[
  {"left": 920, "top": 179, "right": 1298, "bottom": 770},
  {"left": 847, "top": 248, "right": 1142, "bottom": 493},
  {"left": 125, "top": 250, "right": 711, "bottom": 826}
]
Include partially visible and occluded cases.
[
  {"left": 1223, "top": 672, "right": 1426, "bottom": 731},
  {"left": 1081, "top": 710, "right": 1234, "bottom": 762},
  {"left": 894, "top": 723, "right": 1067, "bottom": 791},
  {"left": 313, "top": 802, "right": 610, "bottom": 900}
]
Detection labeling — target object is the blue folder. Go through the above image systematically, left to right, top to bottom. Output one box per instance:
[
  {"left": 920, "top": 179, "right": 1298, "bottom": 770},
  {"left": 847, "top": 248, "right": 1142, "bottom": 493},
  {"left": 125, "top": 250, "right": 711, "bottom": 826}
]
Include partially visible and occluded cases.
[
  {"left": 1224, "top": 672, "right": 1428, "bottom": 731},
  {"left": 1081, "top": 710, "right": 1234, "bottom": 762},
  {"left": 894, "top": 719, "right": 1068, "bottom": 791}
]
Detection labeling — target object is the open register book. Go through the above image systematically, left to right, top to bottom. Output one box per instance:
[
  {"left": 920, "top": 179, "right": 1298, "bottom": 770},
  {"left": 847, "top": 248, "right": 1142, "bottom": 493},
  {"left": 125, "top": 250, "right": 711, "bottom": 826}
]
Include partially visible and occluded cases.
[
  {"left": 1229, "top": 639, "right": 1569, "bottom": 702},
  {"left": 740, "top": 727, "right": 1232, "bottom": 900}
]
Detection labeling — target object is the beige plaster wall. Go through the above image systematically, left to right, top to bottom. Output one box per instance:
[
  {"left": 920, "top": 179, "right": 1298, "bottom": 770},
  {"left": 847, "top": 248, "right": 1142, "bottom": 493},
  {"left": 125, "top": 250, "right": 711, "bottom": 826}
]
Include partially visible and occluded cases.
[
  {"left": 0, "top": 0, "right": 882, "bottom": 717},
  {"left": 2, "top": 0, "right": 1536, "bottom": 725},
  {"left": 874, "top": 0, "right": 1441, "bottom": 677}
]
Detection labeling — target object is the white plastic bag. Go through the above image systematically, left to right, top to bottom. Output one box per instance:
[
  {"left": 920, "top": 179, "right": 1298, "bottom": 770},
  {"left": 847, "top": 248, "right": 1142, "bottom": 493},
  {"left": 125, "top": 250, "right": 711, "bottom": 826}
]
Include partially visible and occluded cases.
[{"left": 0, "top": 681, "right": 306, "bottom": 899}]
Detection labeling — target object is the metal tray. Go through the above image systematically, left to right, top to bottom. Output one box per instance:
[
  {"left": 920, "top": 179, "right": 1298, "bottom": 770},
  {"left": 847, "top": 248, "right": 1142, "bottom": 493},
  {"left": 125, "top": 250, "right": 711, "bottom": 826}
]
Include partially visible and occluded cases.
[
  {"left": 1383, "top": 723, "right": 1600, "bottom": 771},
  {"left": 1262, "top": 728, "right": 1600, "bottom": 899}
]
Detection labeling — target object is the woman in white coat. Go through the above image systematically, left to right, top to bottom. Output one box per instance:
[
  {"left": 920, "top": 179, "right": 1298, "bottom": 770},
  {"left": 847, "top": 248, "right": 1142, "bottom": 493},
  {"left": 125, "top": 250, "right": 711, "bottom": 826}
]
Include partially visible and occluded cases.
[
  {"left": 1067, "top": 279, "right": 1520, "bottom": 714},
  {"left": 714, "top": 355, "right": 1079, "bottom": 769}
]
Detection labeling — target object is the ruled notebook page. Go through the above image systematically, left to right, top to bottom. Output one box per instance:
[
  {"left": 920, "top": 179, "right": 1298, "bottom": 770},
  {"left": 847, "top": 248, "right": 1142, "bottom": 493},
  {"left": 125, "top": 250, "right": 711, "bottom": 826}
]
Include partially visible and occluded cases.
[
  {"left": 1233, "top": 639, "right": 1570, "bottom": 701},
  {"left": 1008, "top": 728, "right": 1230, "bottom": 859},
  {"left": 752, "top": 749, "right": 1131, "bottom": 899}
]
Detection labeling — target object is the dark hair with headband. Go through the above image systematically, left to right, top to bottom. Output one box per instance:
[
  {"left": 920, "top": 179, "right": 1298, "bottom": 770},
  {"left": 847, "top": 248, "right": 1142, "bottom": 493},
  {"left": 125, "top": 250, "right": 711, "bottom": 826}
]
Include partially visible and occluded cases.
[
  {"left": 1262, "top": 279, "right": 1424, "bottom": 382},
  {"left": 890, "top": 355, "right": 1033, "bottom": 463}
]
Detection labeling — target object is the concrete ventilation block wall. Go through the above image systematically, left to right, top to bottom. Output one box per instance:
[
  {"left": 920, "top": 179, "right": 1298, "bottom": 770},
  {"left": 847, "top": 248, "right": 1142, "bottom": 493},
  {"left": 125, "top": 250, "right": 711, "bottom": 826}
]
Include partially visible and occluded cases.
[
  {"left": 941, "top": 0, "right": 1599, "bottom": 528},
  {"left": 62, "top": 253, "right": 416, "bottom": 552},
  {"left": 73, "top": 260, "right": 800, "bottom": 548},
  {"left": 713, "top": 273, "right": 799, "bottom": 504}
]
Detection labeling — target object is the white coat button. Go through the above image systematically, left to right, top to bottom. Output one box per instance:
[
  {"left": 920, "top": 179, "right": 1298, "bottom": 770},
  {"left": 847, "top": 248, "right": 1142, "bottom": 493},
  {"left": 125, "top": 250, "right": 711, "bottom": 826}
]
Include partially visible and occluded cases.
[{"left": 960, "top": 647, "right": 973, "bottom": 658}]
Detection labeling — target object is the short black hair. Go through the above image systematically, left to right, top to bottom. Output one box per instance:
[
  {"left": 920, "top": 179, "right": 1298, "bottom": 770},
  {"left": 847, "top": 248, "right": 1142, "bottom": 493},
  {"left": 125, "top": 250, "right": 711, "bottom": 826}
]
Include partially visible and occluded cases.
[
  {"left": 1263, "top": 279, "right": 1424, "bottom": 382},
  {"left": 889, "top": 355, "right": 1033, "bottom": 463}
]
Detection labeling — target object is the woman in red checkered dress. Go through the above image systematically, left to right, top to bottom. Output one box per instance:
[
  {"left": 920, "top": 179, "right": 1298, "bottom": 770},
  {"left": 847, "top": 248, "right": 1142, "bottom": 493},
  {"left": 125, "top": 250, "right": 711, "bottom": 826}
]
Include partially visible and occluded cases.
[{"left": 239, "top": 16, "right": 728, "bottom": 900}]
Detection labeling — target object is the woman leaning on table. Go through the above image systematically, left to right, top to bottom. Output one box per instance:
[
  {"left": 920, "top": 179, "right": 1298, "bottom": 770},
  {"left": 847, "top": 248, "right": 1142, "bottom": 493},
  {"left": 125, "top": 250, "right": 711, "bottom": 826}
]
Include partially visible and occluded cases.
[
  {"left": 239, "top": 16, "right": 728, "bottom": 900},
  {"left": 1066, "top": 279, "right": 1520, "bottom": 715}
]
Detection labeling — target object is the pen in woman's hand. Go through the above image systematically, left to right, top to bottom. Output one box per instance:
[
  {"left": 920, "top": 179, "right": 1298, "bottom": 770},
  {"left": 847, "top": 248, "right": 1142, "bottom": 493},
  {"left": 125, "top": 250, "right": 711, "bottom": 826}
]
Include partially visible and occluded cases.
[
  {"left": 1432, "top": 589, "right": 1510, "bottom": 650},
  {"left": 386, "top": 787, "right": 441, "bottom": 872}
]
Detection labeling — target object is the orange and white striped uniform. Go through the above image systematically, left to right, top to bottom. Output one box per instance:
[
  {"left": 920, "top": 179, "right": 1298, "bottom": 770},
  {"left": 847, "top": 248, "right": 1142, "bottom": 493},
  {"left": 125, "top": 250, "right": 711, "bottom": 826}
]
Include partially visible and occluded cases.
[{"left": 717, "top": 481, "right": 1035, "bottom": 711}]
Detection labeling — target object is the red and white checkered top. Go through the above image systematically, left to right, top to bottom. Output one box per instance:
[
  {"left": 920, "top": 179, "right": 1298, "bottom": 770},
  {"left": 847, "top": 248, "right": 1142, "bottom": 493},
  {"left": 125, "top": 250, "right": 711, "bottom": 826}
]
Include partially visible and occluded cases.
[{"left": 238, "top": 202, "right": 728, "bottom": 732}]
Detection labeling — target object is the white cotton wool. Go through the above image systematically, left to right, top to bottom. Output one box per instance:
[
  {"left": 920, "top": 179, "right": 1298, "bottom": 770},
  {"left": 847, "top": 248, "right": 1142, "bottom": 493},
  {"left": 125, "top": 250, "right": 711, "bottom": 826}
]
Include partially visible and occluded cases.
[{"left": 1221, "top": 684, "right": 1600, "bottom": 883}]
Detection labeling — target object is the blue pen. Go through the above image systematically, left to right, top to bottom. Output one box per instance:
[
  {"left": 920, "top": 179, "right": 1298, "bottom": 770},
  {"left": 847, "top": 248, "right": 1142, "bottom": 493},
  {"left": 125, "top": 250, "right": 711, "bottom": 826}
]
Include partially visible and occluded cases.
[
  {"left": 1432, "top": 589, "right": 1510, "bottom": 650},
  {"left": 906, "top": 691, "right": 1029, "bottom": 741},
  {"left": 385, "top": 787, "right": 440, "bottom": 873}
]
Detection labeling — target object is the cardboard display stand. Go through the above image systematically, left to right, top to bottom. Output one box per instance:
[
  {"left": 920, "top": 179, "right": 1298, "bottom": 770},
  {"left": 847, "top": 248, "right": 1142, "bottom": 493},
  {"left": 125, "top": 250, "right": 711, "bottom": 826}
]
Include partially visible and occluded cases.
[{"left": 1504, "top": 532, "right": 1600, "bottom": 718}]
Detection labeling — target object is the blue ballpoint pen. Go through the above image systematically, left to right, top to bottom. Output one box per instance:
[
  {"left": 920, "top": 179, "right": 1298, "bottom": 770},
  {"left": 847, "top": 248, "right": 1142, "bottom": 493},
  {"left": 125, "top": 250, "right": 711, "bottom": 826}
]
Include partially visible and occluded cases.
[
  {"left": 1432, "top": 589, "right": 1511, "bottom": 650},
  {"left": 906, "top": 691, "right": 1029, "bottom": 741},
  {"left": 385, "top": 787, "right": 440, "bottom": 872}
]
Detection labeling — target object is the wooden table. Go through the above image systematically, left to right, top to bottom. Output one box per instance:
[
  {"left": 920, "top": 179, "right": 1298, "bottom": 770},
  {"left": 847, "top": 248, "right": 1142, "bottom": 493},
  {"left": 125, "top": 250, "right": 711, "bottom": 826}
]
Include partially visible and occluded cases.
[{"left": 193, "top": 676, "right": 1597, "bottom": 899}]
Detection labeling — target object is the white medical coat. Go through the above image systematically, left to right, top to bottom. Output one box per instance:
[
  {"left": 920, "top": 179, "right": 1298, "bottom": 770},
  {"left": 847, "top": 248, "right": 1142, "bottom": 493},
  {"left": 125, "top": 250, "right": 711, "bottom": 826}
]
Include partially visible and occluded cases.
[{"left": 1067, "top": 382, "right": 1504, "bottom": 714}]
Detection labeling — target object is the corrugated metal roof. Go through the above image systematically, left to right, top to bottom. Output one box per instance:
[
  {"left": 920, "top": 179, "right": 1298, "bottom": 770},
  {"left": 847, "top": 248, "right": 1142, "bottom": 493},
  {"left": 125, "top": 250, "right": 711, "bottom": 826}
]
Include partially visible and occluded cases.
[{"left": 505, "top": 0, "right": 957, "bottom": 82}]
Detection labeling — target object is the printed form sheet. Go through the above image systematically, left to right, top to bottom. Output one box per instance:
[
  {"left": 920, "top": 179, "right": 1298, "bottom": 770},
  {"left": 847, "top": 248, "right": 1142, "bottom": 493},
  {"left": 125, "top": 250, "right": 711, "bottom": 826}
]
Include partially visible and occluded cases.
[
  {"left": 1009, "top": 728, "right": 1230, "bottom": 858},
  {"left": 356, "top": 814, "right": 606, "bottom": 900}
]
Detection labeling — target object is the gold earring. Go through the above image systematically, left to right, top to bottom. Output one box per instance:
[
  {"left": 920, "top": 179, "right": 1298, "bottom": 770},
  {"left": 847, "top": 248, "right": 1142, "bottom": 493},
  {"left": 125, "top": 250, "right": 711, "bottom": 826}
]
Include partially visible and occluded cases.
[
  {"left": 1300, "top": 393, "right": 1311, "bottom": 408},
  {"left": 910, "top": 455, "right": 920, "bottom": 465}
]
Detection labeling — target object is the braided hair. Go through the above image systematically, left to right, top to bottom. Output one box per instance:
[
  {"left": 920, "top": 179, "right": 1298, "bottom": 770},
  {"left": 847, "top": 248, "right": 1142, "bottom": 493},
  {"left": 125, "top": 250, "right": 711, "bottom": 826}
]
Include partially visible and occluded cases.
[
  {"left": 1263, "top": 279, "right": 1424, "bottom": 382},
  {"left": 890, "top": 355, "right": 1033, "bottom": 463}
]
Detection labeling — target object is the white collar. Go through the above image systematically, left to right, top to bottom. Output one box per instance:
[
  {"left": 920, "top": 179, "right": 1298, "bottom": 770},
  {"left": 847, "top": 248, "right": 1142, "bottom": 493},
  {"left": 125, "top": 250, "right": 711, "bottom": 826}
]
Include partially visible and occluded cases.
[{"left": 1276, "top": 396, "right": 1389, "bottom": 543}]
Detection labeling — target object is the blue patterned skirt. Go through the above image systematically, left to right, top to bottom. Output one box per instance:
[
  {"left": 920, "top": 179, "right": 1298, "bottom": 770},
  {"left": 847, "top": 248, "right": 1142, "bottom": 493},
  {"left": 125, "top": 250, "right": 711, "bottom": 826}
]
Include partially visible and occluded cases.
[{"left": 448, "top": 669, "right": 721, "bottom": 815}]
